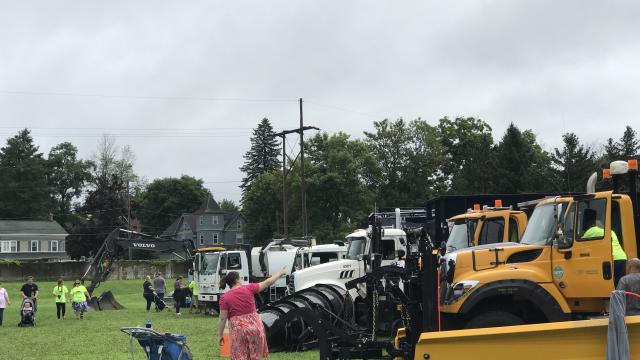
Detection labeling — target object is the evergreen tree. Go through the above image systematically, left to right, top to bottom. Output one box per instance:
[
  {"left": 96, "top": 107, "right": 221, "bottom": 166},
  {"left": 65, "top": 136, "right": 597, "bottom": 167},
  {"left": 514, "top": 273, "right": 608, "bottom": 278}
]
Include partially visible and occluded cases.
[
  {"left": 240, "top": 118, "right": 280, "bottom": 194},
  {"left": 490, "top": 123, "right": 553, "bottom": 193},
  {"left": 604, "top": 126, "right": 639, "bottom": 161},
  {"left": 619, "top": 126, "right": 639, "bottom": 159},
  {"left": 0, "top": 129, "right": 51, "bottom": 218},
  {"left": 552, "top": 133, "right": 596, "bottom": 192},
  {"left": 604, "top": 137, "right": 620, "bottom": 161}
]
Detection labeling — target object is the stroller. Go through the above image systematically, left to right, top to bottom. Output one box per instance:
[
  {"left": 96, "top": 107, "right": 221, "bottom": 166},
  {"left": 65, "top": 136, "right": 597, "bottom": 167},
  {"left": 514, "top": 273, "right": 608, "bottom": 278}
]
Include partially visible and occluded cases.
[
  {"left": 153, "top": 292, "right": 168, "bottom": 311},
  {"left": 18, "top": 298, "right": 36, "bottom": 327},
  {"left": 121, "top": 327, "right": 192, "bottom": 360}
]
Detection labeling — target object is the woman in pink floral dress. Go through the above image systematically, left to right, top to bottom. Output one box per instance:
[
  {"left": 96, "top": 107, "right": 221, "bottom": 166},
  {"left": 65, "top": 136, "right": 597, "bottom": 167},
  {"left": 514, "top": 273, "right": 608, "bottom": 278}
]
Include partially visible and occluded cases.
[{"left": 217, "top": 266, "right": 286, "bottom": 360}]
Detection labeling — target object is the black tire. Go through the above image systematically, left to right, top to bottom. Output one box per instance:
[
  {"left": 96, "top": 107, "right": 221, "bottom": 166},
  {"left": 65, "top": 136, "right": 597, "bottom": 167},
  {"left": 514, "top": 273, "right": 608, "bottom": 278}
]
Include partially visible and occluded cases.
[{"left": 465, "top": 310, "right": 525, "bottom": 329}]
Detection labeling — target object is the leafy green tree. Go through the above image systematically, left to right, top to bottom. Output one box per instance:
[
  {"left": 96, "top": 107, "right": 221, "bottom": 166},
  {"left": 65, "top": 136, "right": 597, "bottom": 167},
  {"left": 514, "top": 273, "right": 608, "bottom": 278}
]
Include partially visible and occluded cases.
[
  {"left": 436, "top": 117, "right": 494, "bottom": 194},
  {"left": 240, "top": 118, "right": 280, "bottom": 193},
  {"left": 364, "top": 119, "right": 412, "bottom": 205},
  {"left": 0, "top": 129, "right": 51, "bottom": 218},
  {"left": 305, "top": 132, "right": 381, "bottom": 240},
  {"left": 551, "top": 133, "right": 596, "bottom": 192},
  {"left": 67, "top": 136, "right": 138, "bottom": 258},
  {"left": 47, "top": 142, "right": 93, "bottom": 224},
  {"left": 241, "top": 171, "right": 284, "bottom": 244},
  {"left": 139, "top": 176, "right": 211, "bottom": 234},
  {"left": 220, "top": 198, "right": 240, "bottom": 212}
]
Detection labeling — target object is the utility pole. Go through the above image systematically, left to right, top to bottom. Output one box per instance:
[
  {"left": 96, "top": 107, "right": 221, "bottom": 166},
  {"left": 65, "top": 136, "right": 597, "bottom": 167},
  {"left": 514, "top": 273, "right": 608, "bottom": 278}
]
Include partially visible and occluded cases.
[
  {"left": 299, "top": 98, "right": 308, "bottom": 237},
  {"left": 274, "top": 99, "right": 318, "bottom": 239},
  {"left": 280, "top": 134, "right": 288, "bottom": 239},
  {"left": 127, "top": 180, "right": 132, "bottom": 260}
]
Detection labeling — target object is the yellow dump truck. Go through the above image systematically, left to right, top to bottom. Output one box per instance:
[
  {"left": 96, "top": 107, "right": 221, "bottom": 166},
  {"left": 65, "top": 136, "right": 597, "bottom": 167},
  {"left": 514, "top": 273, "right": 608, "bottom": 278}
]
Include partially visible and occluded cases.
[{"left": 439, "top": 160, "right": 640, "bottom": 330}]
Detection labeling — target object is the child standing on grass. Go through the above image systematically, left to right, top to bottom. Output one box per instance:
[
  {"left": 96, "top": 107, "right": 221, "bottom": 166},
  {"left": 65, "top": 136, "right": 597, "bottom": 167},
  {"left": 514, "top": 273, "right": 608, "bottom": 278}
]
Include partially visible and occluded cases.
[
  {"left": 52, "top": 278, "right": 69, "bottom": 320},
  {"left": 70, "top": 280, "right": 91, "bottom": 320},
  {"left": 0, "top": 282, "right": 10, "bottom": 326}
]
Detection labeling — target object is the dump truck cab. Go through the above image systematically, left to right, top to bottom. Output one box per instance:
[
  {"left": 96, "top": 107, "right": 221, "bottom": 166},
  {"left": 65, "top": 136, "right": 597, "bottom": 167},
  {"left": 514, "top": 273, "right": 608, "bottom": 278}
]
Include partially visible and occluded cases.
[
  {"left": 441, "top": 161, "right": 640, "bottom": 329},
  {"left": 446, "top": 205, "right": 528, "bottom": 254}
]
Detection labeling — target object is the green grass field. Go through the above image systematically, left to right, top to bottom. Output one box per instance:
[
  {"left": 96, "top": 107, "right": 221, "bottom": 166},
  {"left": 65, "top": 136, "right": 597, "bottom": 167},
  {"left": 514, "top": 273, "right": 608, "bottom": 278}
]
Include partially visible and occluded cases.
[{"left": 0, "top": 279, "right": 318, "bottom": 359}]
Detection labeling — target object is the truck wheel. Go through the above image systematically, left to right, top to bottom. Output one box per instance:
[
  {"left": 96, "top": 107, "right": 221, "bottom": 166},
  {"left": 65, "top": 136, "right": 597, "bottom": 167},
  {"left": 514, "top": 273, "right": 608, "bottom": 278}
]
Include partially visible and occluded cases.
[{"left": 465, "top": 310, "right": 524, "bottom": 329}]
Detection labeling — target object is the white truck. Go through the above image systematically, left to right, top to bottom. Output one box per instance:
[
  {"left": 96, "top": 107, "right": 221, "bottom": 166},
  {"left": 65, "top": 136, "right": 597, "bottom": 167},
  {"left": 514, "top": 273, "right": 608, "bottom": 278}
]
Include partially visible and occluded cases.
[
  {"left": 289, "top": 228, "right": 407, "bottom": 301},
  {"left": 193, "top": 240, "right": 346, "bottom": 310}
]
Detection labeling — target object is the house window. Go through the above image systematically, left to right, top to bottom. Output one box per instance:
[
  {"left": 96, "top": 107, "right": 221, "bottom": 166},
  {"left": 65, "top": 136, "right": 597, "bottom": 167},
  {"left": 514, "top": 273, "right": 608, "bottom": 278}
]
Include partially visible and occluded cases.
[
  {"left": 199, "top": 216, "right": 204, "bottom": 225},
  {"left": 213, "top": 216, "right": 219, "bottom": 225},
  {"left": 237, "top": 221, "right": 242, "bottom": 231},
  {"left": 183, "top": 223, "right": 188, "bottom": 231},
  {"left": 213, "top": 233, "right": 219, "bottom": 243},
  {"left": 199, "top": 234, "right": 205, "bottom": 246},
  {"left": 30, "top": 240, "right": 39, "bottom": 252},
  {"left": 50, "top": 240, "right": 59, "bottom": 252},
  {"left": 1, "top": 241, "right": 17, "bottom": 253}
]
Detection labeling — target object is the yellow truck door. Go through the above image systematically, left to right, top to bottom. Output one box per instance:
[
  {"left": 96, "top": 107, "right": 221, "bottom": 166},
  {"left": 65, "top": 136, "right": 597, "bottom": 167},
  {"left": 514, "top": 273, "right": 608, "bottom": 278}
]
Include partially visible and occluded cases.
[{"left": 551, "top": 193, "right": 614, "bottom": 300}]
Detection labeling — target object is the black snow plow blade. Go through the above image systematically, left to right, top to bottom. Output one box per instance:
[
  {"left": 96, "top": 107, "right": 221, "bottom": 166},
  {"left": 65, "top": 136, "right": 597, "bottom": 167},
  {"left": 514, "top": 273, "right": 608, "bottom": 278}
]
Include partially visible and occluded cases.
[
  {"left": 259, "top": 284, "right": 353, "bottom": 352},
  {"left": 88, "top": 290, "right": 125, "bottom": 311}
]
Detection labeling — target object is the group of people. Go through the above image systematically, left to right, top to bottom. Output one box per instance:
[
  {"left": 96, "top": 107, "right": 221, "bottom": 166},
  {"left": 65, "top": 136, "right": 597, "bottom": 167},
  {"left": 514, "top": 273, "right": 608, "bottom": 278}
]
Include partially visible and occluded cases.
[
  {"left": 141, "top": 272, "right": 200, "bottom": 316},
  {"left": 0, "top": 276, "right": 91, "bottom": 326}
]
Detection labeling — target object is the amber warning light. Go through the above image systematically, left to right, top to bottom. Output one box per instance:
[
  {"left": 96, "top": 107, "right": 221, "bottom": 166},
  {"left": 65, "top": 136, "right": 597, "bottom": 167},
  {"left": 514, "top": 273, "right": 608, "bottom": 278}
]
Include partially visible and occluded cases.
[
  {"left": 629, "top": 159, "right": 638, "bottom": 171},
  {"left": 603, "top": 168, "right": 612, "bottom": 180},
  {"left": 494, "top": 199, "right": 503, "bottom": 208},
  {"left": 473, "top": 204, "right": 481, "bottom": 211}
]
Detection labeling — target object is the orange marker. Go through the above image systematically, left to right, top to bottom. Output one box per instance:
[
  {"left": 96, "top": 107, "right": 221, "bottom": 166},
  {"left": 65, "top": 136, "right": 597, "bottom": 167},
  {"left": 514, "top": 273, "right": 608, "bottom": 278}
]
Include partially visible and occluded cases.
[{"left": 220, "top": 326, "right": 231, "bottom": 357}]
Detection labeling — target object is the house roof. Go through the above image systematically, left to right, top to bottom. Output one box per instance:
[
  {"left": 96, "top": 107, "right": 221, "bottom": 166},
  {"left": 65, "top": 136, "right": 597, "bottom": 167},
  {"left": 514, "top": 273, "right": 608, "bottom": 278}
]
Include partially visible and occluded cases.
[
  {"left": 194, "top": 195, "right": 222, "bottom": 214},
  {"left": 223, "top": 211, "right": 241, "bottom": 230},
  {"left": 161, "top": 214, "right": 197, "bottom": 237},
  {"left": 0, "top": 220, "right": 68, "bottom": 235}
]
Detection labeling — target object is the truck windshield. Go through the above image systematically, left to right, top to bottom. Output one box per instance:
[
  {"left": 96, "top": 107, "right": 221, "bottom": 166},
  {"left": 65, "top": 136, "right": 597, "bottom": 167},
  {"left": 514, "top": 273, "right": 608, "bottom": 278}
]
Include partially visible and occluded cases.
[
  {"left": 521, "top": 204, "right": 557, "bottom": 246},
  {"left": 446, "top": 219, "right": 478, "bottom": 253},
  {"left": 346, "top": 237, "right": 366, "bottom": 260},
  {"left": 201, "top": 253, "right": 220, "bottom": 273}
]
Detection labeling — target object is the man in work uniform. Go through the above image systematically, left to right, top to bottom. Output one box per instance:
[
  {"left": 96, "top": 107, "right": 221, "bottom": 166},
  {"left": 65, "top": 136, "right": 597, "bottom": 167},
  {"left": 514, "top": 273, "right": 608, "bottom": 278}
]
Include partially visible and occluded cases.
[
  {"left": 582, "top": 209, "right": 627, "bottom": 287},
  {"left": 616, "top": 258, "right": 640, "bottom": 315}
]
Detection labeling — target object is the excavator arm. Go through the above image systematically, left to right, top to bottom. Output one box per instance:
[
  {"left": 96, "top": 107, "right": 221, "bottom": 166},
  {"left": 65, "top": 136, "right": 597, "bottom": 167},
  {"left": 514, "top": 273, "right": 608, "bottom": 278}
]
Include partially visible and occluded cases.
[{"left": 80, "top": 228, "right": 195, "bottom": 309}]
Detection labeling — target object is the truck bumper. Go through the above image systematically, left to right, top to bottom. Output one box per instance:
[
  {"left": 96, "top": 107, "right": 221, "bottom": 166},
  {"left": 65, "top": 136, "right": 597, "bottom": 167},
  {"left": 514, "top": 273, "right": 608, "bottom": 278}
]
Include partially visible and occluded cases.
[{"left": 199, "top": 294, "right": 218, "bottom": 302}]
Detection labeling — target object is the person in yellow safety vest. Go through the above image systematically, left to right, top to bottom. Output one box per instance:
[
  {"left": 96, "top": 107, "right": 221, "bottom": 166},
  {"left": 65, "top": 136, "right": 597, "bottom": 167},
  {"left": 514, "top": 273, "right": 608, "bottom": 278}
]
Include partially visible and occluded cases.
[
  {"left": 582, "top": 209, "right": 627, "bottom": 287},
  {"left": 188, "top": 279, "right": 200, "bottom": 314}
]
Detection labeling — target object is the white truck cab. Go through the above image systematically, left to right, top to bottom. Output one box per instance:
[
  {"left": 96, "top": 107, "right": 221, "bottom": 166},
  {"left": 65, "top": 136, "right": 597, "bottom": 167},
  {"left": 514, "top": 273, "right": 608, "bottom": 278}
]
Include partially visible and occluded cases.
[{"left": 291, "top": 228, "right": 407, "bottom": 300}]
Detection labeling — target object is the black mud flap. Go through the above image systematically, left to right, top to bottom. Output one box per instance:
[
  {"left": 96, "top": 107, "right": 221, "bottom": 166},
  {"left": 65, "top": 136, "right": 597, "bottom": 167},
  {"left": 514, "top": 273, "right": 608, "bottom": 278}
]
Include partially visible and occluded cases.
[{"left": 88, "top": 290, "right": 125, "bottom": 311}]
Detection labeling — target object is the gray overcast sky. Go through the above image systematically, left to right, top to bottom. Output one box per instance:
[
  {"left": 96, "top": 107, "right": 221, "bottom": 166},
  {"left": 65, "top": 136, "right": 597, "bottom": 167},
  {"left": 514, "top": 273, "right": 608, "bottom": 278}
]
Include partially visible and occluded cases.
[{"left": 1, "top": 1, "right": 639, "bottom": 203}]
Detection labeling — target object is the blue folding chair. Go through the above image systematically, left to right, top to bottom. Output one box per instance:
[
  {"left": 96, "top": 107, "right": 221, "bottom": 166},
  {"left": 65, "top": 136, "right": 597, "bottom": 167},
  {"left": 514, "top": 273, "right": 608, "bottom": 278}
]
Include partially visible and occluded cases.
[{"left": 121, "top": 327, "right": 193, "bottom": 360}]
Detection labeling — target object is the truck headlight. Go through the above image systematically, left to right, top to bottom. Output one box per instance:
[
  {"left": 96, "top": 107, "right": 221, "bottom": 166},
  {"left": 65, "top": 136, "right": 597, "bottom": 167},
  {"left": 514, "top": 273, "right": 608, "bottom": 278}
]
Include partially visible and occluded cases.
[{"left": 450, "top": 280, "right": 479, "bottom": 302}]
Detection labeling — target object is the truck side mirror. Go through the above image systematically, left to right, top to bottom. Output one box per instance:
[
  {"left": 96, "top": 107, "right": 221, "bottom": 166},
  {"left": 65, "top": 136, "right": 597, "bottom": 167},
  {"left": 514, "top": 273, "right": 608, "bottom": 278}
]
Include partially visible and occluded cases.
[{"left": 554, "top": 229, "right": 564, "bottom": 249}]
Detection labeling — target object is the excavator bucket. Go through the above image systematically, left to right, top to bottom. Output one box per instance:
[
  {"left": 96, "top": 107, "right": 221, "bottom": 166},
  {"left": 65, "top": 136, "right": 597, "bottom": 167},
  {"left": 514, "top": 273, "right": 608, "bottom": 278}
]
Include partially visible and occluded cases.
[{"left": 88, "top": 290, "right": 125, "bottom": 311}]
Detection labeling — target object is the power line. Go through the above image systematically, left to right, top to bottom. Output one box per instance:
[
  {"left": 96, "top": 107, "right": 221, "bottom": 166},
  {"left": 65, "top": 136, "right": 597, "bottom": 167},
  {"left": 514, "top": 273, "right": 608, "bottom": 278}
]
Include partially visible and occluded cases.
[
  {"left": 0, "top": 90, "right": 297, "bottom": 103},
  {"left": 305, "top": 99, "right": 387, "bottom": 119},
  {"left": 0, "top": 126, "right": 252, "bottom": 131}
]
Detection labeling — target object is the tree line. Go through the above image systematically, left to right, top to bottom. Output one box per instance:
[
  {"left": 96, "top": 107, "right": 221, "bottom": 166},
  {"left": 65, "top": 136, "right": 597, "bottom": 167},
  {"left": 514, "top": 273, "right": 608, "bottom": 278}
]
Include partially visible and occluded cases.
[
  {"left": 1, "top": 118, "right": 638, "bottom": 253},
  {"left": 240, "top": 118, "right": 640, "bottom": 243},
  {"left": 0, "top": 130, "right": 237, "bottom": 258}
]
